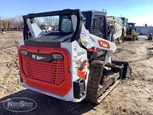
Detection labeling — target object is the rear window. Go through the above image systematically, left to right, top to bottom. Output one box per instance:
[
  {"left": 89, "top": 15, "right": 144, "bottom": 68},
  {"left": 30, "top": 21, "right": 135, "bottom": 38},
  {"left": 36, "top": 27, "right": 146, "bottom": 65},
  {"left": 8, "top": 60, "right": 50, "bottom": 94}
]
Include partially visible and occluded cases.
[
  {"left": 26, "top": 14, "right": 78, "bottom": 41},
  {"left": 34, "top": 15, "right": 73, "bottom": 33}
]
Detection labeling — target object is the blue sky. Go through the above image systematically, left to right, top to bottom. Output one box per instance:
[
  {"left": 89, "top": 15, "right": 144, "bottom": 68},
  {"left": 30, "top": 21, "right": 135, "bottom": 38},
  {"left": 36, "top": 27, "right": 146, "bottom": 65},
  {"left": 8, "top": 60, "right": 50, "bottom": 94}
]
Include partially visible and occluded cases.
[{"left": 0, "top": 0, "right": 153, "bottom": 25}]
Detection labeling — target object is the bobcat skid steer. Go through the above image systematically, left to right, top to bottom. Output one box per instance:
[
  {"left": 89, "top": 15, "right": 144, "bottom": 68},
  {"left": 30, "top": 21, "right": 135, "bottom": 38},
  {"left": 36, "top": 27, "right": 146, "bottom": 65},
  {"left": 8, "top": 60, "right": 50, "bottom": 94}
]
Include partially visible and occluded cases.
[{"left": 18, "top": 9, "right": 132, "bottom": 104}]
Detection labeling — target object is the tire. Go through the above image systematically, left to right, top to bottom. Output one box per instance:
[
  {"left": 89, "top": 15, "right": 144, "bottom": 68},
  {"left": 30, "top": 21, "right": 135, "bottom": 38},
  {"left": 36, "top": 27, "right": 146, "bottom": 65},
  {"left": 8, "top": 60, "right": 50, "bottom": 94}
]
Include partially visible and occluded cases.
[
  {"left": 3, "top": 29, "right": 7, "bottom": 32},
  {"left": 119, "top": 36, "right": 125, "bottom": 43},
  {"left": 132, "top": 36, "right": 135, "bottom": 41},
  {"left": 118, "top": 37, "right": 123, "bottom": 44},
  {"left": 122, "top": 37, "right": 125, "bottom": 43},
  {"left": 136, "top": 37, "right": 138, "bottom": 40},
  {"left": 148, "top": 37, "right": 152, "bottom": 40},
  {"left": 117, "top": 38, "right": 120, "bottom": 44},
  {"left": 115, "top": 40, "right": 118, "bottom": 45}
]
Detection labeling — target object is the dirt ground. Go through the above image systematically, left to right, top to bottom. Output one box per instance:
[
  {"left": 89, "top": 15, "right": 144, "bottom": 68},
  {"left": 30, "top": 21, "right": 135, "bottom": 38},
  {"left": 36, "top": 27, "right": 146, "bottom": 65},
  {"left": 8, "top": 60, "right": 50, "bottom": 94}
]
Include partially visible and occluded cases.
[{"left": 0, "top": 32, "right": 153, "bottom": 115}]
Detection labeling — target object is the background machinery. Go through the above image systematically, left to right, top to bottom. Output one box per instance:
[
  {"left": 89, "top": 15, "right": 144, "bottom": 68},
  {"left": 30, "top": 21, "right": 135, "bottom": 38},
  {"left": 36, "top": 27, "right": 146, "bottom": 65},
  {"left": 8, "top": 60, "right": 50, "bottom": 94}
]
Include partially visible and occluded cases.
[
  {"left": 18, "top": 9, "right": 131, "bottom": 104},
  {"left": 106, "top": 16, "right": 124, "bottom": 44},
  {"left": 120, "top": 17, "right": 128, "bottom": 39},
  {"left": 0, "top": 19, "right": 9, "bottom": 32},
  {"left": 0, "top": 19, "right": 22, "bottom": 32},
  {"left": 125, "top": 22, "right": 139, "bottom": 41},
  {"left": 40, "top": 23, "right": 52, "bottom": 33},
  {"left": 147, "top": 33, "right": 153, "bottom": 40}
]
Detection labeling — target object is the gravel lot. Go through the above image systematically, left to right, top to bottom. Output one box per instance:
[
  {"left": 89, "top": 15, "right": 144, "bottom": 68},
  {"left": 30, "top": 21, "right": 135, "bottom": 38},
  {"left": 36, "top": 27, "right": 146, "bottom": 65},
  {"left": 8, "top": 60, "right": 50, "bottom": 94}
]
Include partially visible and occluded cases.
[{"left": 0, "top": 32, "right": 153, "bottom": 115}]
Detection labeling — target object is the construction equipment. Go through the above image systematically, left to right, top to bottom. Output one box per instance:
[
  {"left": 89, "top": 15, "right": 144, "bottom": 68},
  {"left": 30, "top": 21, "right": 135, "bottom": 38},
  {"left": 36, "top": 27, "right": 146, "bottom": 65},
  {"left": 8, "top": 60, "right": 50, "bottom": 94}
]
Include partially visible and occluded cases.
[
  {"left": 18, "top": 9, "right": 132, "bottom": 104},
  {"left": 106, "top": 16, "right": 124, "bottom": 44},
  {"left": 120, "top": 17, "right": 128, "bottom": 39},
  {"left": 0, "top": 19, "right": 9, "bottom": 32},
  {"left": 0, "top": 19, "right": 22, "bottom": 32},
  {"left": 125, "top": 23, "right": 138, "bottom": 41},
  {"left": 40, "top": 24, "right": 52, "bottom": 33},
  {"left": 148, "top": 33, "right": 153, "bottom": 40}
]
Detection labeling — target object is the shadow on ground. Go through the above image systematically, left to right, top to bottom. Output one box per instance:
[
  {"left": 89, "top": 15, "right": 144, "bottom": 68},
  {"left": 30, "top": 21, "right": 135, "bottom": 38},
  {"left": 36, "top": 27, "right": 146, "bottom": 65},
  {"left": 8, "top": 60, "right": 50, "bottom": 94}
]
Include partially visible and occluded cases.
[
  {"left": 147, "top": 47, "right": 153, "bottom": 50},
  {"left": 0, "top": 89, "right": 96, "bottom": 115}
]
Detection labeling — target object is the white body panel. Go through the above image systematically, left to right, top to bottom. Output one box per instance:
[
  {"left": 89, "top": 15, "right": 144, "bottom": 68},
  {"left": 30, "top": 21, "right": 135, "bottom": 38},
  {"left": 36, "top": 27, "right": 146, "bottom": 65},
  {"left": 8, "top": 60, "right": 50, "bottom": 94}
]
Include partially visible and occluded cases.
[
  {"left": 107, "top": 17, "right": 123, "bottom": 40},
  {"left": 113, "top": 21, "right": 123, "bottom": 39},
  {"left": 80, "top": 24, "right": 116, "bottom": 63},
  {"left": 123, "top": 25, "right": 127, "bottom": 37}
]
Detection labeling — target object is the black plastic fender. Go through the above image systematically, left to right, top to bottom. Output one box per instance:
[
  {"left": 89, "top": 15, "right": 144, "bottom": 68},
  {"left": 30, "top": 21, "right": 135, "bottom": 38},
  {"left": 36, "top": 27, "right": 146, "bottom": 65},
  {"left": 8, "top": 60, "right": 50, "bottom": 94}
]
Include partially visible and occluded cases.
[{"left": 112, "top": 61, "right": 132, "bottom": 79}]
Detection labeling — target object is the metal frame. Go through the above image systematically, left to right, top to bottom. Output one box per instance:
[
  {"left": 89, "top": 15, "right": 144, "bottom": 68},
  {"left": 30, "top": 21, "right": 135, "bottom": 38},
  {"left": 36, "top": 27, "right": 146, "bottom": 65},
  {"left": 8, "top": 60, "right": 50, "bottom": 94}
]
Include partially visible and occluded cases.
[
  {"left": 23, "top": 9, "right": 82, "bottom": 42},
  {"left": 82, "top": 11, "right": 108, "bottom": 39}
]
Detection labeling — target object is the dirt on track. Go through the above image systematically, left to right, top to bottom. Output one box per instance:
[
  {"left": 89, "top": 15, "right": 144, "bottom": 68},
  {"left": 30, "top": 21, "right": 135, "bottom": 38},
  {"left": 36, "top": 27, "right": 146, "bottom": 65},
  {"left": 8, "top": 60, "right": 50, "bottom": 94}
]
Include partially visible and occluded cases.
[{"left": 0, "top": 32, "right": 153, "bottom": 115}]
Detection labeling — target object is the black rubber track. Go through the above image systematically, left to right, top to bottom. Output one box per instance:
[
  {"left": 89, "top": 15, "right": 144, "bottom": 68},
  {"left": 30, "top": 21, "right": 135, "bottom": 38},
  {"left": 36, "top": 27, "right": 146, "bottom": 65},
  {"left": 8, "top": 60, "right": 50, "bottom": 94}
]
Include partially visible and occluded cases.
[{"left": 85, "top": 60, "right": 122, "bottom": 104}]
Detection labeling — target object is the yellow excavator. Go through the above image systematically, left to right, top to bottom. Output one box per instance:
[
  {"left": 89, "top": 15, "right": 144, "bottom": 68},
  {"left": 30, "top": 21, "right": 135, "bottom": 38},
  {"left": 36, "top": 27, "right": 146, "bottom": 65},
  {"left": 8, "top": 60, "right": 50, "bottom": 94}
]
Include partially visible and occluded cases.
[{"left": 125, "top": 23, "right": 138, "bottom": 41}]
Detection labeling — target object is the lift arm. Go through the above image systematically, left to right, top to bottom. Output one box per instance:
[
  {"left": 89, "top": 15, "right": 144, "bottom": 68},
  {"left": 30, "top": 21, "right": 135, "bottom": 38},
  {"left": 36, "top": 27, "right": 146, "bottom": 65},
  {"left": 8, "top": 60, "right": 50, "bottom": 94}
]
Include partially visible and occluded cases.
[{"left": 80, "top": 24, "right": 116, "bottom": 53}]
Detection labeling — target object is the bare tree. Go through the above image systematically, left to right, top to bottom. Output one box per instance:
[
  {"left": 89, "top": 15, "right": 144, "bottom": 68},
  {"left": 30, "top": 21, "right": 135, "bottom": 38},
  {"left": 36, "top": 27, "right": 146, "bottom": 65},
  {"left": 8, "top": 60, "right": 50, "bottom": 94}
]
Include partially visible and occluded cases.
[
  {"left": 8, "top": 15, "right": 23, "bottom": 27},
  {"left": 15, "top": 15, "right": 23, "bottom": 26},
  {"left": 43, "top": 16, "right": 59, "bottom": 26},
  {"left": 8, "top": 17, "right": 16, "bottom": 25},
  {"left": 43, "top": 17, "right": 53, "bottom": 26},
  {"left": 52, "top": 17, "right": 59, "bottom": 26},
  {"left": 35, "top": 19, "right": 41, "bottom": 27}
]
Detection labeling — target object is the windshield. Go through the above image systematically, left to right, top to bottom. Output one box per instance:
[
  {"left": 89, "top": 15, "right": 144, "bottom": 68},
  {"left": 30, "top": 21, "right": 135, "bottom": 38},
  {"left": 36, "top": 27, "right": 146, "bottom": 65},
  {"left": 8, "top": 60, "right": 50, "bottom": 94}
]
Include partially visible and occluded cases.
[
  {"left": 124, "top": 19, "right": 128, "bottom": 26},
  {"left": 127, "top": 24, "right": 134, "bottom": 29}
]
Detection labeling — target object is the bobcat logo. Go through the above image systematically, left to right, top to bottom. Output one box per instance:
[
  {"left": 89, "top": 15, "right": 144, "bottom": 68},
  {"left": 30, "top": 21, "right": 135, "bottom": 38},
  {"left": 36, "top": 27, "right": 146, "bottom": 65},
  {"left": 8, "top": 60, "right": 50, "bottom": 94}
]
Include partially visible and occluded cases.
[{"left": 32, "top": 54, "right": 46, "bottom": 60}]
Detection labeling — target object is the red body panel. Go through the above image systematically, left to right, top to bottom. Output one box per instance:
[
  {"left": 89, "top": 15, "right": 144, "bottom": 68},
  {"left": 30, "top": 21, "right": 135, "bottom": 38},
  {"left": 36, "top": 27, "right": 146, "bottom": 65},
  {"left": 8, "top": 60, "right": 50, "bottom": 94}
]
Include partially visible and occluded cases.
[{"left": 18, "top": 45, "right": 71, "bottom": 96}]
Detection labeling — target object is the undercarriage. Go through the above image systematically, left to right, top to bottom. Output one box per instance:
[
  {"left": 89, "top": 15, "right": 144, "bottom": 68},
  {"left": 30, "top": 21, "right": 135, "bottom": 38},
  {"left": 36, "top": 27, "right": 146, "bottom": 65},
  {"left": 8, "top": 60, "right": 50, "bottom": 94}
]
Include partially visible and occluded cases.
[{"left": 86, "top": 60, "right": 131, "bottom": 104}]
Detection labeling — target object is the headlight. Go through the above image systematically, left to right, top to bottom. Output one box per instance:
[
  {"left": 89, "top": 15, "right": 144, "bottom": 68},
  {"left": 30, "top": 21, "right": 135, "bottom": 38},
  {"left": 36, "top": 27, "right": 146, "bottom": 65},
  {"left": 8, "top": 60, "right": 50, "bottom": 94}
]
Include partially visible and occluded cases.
[
  {"left": 20, "top": 50, "right": 28, "bottom": 56},
  {"left": 52, "top": 54, "right": 63, "bottom": 59}
]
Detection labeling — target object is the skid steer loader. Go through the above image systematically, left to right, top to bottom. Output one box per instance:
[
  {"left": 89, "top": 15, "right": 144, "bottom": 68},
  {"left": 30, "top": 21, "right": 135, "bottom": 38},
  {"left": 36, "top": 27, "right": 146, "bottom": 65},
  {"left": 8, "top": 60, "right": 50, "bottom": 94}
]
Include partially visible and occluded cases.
[{"left": 18, "top": 9, "right": 132, "bottom": 104}]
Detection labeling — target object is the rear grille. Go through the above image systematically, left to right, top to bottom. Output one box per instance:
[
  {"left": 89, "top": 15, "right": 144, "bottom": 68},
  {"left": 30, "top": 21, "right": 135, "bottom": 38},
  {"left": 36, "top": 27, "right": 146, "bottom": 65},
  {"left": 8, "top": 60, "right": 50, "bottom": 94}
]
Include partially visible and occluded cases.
[
  {"left": 22, "top": 55, "right": 65, "bottom": 85},
  {"left": 22, "top": 55, "right": 31, "bottom": 77}
]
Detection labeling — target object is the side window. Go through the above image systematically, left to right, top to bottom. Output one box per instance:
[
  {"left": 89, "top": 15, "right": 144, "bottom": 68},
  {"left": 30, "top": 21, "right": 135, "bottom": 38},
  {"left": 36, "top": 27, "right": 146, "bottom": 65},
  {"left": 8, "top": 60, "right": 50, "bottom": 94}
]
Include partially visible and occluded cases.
[
  {"left": 92, "top": 15, "right": 105, "bottom": 38},
  {"left": 61, "top": 16, "right": 73, "bottom": 32},
  {"left": 82, "top": 16, "right": 86, "bottom": 27},
  {"left": 92, "top": 17, "right": 99, "bottom": 36},
  {"left": 99, "top": 17, "right": 104, "bottom": 31}
]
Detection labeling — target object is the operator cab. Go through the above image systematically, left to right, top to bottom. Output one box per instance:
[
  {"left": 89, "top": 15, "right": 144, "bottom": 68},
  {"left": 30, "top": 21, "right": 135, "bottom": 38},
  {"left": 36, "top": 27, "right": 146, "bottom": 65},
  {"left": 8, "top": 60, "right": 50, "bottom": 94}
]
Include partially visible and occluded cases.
[
  {"left": 23, "top": 9, "right": 108, "bottom": 45},
  {"left": 23, "top": 9, "right": 109, "bottom": 62},
  {"left": 23, "top": 9, "right": 83, "bottom": 45},
  {"left": 82, "top": 10, "right": 107, "bottom": 39},
  {"left": 120, "top": 17, "right": 128, "bottom": 27},
  {"left": 127, "top": 23, "right": 136, "bottom": 34}
]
